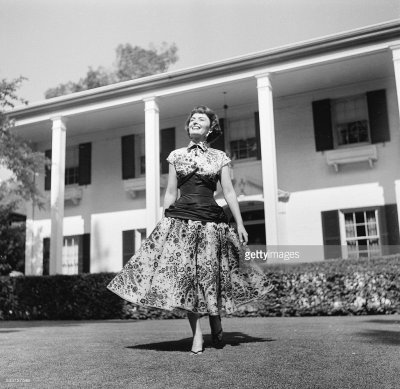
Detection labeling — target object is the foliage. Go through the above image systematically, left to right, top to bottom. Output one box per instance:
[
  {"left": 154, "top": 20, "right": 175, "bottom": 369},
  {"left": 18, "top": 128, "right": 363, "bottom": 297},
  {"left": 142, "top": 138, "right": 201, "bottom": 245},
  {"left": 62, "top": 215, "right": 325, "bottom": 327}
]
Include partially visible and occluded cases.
[
  {"left": 45, "top": 42, "right": 178, "bottom": 98},
  {"left": 0, "top": 77, "right": 48, "bottom": 275},
  {"left": 0, "top": 77, "right": 48, "bottom": 210},
  {"left": 0, "top": 204, "right": 25, "bottom": 276},
  {"left": 1, "top": 256, "right": 399, "bottom": 320}
]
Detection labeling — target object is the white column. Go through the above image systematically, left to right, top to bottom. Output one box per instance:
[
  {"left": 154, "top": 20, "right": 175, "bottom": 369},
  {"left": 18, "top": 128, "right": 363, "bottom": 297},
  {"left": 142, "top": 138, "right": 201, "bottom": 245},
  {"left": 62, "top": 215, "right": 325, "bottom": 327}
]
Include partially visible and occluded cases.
[
  {"left": 392, "top": 45, "right": 400, "bottom": 124},
  {"left": 392, "top": 47, "right": 400, "bottom": 245},
  {"left": 256, "top": 73, "right": 279, "bottom": 246},
  {"left": 143, "top": 97, "right": 160, "bottom": 236},
  {"left": 50, "top": 116, "right": 67, "bottom": 274},
  {"left": 395, "top": 181, "right": 400, "bottom": 244},
  {"left": 24, "top": 217, "right": 34, "bottom": 275}
]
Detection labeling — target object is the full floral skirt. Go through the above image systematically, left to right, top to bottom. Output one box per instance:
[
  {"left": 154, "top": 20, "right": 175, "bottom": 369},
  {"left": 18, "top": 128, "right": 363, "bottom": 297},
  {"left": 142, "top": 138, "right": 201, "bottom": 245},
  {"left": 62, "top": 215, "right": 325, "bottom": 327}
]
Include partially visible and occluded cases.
[{"left": 106, "top": 216, "right": 273, "bottom": 315}]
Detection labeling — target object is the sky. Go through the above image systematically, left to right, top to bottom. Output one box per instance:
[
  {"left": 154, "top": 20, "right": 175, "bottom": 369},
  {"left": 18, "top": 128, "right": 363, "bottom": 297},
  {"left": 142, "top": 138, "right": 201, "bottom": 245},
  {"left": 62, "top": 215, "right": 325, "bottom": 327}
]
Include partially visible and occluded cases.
[{"left": 1, "top": 0, "right": 400, "bottom": 103}]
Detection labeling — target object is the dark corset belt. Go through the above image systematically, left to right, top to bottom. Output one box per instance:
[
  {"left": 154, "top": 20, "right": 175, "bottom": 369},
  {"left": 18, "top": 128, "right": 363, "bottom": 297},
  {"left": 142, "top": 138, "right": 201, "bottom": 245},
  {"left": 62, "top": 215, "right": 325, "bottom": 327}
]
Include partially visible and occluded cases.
[{"left": 164, "top": 170, "right": 228, "bottom": 223}]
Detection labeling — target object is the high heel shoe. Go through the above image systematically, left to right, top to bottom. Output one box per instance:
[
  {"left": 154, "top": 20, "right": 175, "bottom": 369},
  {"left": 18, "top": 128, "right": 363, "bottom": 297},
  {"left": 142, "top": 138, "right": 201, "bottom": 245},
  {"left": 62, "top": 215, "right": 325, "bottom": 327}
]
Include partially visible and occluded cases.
[
  {"left": 209, "top": 314, "right": 224, "bottom": 349},
  {"left": 190, "top": 337, "right": 205, "bottom": 355}
]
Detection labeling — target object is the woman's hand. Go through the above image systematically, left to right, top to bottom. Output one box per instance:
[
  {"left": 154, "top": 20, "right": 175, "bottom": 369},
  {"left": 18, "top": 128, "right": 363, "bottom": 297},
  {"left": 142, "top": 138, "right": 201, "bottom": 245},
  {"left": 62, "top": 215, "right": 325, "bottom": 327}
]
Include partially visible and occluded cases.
[{"left": 237, "top": 224, "right": 248, "bottom": 246}]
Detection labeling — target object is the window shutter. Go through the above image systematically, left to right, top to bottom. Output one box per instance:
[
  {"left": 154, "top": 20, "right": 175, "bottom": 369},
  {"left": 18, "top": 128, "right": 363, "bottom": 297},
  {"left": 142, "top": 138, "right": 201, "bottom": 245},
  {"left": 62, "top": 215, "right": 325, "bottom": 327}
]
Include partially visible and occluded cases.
[
  {"left": 366, "top": 89, "right": 390, "bottom": 144},
  {"left": 312, "top": 99, "right": 334, "bottom": 151},
  {"left": 254, "top": 112, "right": 261, "bottom": 160},
  {"left": 212, "top": 118, "right": 226, "bottom": 152},
  {"left": 160, "top": 128, "right": 175, "bottom": 174},
  {"left": 121, "top": 135, "right": 135, "bottom": 179},
  {"left": 78, "top": 143, "right": 91, "bottom": 185},
  {"left": 45, "top": 149, "right": 52, "bottom": 191},
  {"left": 378, "top": 204, "right": 400, "bottom": 255},
  {"left": 321, "top": 210, "right": 341, "bottom": 259},
  {"left": 122, "top": 230, "right": 135, "bottom": 266},
  {"left": 81, "top": 233, "right": 91, "bottom": 273},
  {"left": 43, "top": 237, "right": 50, "bottom": 275}
]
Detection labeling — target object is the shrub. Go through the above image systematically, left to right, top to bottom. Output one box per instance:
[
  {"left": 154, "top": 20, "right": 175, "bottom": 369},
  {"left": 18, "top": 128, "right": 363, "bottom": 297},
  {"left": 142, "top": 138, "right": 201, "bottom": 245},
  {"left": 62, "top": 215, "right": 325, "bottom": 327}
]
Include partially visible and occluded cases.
[{"left": 1, "top": 256, "right": 399, "bottom": 320}]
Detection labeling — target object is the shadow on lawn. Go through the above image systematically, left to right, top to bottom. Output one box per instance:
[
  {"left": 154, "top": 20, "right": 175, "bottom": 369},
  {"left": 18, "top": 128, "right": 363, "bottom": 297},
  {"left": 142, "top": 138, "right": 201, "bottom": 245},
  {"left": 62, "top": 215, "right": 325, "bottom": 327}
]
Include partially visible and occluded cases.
[
  {"left": 0, "top": 319, "right": 140, "bottom": 330},
  {"left": 365, "top": 319, "right": 400, "bottom": 325},
  {"left": 355, "top": 329, "right": 400, "bottom": 346},
  {"left": 127, "top": 332, "right": 276, "bottom": 352}
]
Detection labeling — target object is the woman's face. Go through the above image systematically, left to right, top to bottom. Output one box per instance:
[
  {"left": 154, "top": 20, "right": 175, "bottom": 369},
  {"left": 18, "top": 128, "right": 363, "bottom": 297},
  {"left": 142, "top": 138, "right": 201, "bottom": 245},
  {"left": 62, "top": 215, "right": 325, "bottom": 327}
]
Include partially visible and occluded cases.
[{"left": 188, "top": 113, "right": 211, "bottom": 141}]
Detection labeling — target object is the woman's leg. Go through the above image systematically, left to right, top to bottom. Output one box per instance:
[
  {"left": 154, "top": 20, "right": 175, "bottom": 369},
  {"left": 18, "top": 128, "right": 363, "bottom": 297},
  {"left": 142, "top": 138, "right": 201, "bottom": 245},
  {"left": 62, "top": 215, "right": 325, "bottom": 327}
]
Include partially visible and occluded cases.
[
  {"left": 187, "top": 312, "right": 204, "bottom": 353},
  {"left": 209, "top": 313, "right": 224, "bottom": 348}
]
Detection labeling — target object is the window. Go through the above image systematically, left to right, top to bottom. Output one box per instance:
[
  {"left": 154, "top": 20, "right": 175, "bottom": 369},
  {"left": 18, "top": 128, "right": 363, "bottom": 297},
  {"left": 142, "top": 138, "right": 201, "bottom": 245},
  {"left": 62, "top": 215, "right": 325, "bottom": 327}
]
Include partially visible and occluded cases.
[
  {"left": 312, "top": 89, "right": 390, "bottom": 152},
  {"left": 332, "top": 94, "right": 370, "bottom": 147},
  {"left": 228, "top": 116, "right": 259, "bottom": 160},
  {"left": 121, "top": 128, "right": 175, "bottom": 179},
  {"left": 137, "top": 134, "right": 146, "bottom": 177},
  {"left": 230, "top": 138, "right": 257, "bottom": 160},
  {"left": 44, "top": 143, "right": 91, "bottom": 190},
  {"left": 65, "top": 146, "right": 79, "bottom": 185},
  {"left": 321, "top": 205, "right": 400, "bottom": 260},
  {"left": 341, "top": 210, "right": 381, "bottom": 258},
  {"left": 122, "top": 229, "right": 146, "bottom": 266},
  {"left": 42, "top": 234, "right": 90, "bottom": 275},
  {"left": 62, "top": 235, "right": 82, "bottom": 274}
]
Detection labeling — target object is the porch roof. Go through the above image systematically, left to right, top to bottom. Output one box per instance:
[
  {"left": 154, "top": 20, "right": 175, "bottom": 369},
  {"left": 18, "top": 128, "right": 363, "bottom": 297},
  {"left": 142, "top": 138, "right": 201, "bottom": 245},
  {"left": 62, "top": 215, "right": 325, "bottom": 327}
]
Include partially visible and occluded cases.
[{"left": 9, "top": 19, "right": 400, "bottom": 121}]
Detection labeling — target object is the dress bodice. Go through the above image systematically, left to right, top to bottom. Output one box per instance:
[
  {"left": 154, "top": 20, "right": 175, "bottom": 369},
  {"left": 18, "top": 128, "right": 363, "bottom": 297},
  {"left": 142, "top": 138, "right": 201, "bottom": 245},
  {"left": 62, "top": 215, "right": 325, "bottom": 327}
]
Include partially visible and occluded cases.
[
  {"left": 164, "top": 144, "right": 231, "bottom": 223},
  {"left": 177, "top": 166, "right": 217, "bottom": 195}
]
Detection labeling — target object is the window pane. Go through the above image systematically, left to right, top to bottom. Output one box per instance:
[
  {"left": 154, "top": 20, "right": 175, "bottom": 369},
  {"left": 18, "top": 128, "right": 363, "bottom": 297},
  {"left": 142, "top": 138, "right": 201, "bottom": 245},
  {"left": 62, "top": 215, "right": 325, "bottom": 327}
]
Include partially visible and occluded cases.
[
  {"left": 355, "top": 212, "right": 365, "bottom": 224},
  {"left": 356, "top": 224, "right": 366, "bottom": 237}
]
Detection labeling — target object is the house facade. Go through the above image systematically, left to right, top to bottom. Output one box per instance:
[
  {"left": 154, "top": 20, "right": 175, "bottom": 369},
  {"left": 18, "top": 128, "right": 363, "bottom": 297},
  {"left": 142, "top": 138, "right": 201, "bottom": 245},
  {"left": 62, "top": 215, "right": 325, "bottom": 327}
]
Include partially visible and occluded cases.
[{"left": 9, "top": 20, "right": 400, "bottom": 275}]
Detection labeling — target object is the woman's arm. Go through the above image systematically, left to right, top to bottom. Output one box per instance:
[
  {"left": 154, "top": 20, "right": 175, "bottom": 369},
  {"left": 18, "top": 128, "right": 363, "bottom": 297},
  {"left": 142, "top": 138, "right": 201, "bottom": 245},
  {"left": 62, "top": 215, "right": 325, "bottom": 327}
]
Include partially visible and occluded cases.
[
  {"left": 163, "top": 163, "right": 178, "bottom": 211},
  {"left": 220, "top": 165, "right": 248, "bottom": 245}
]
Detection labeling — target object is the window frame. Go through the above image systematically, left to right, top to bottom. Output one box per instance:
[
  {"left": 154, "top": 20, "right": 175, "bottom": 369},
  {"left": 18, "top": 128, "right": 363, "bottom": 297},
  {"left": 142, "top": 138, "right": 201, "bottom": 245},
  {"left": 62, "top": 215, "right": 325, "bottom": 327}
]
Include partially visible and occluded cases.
[{"left": 339, "top": 206, "right": 382, "bottom": 259}]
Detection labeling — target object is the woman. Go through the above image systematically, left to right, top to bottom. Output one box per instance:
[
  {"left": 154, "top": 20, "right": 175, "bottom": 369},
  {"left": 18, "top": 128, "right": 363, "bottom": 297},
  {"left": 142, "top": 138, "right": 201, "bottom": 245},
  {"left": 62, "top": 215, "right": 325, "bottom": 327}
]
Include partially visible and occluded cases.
[{"left": 107, "top": 106, "right": 273, "bottom": 355}]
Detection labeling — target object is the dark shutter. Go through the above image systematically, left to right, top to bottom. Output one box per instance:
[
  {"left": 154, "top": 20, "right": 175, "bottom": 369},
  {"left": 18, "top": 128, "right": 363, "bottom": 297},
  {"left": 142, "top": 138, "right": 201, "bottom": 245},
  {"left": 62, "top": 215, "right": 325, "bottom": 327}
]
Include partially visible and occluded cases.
[
  {"left": 366, "top": 89, "right": 390, "bottom": 144},
  {"left": 312, "top": 99, "right": 334, "bottom": 151},
  {"left": 254, "top": 112, "right": 262, "bottom": 160},
  {"left": 212, "top": 118, "right": 226, "bottom": 151},
  {"left": 160, "top": 127, "right": 175, "bottom": 174},
  {"left": 121, "top": 135, "right": 135, "bottom": 179},
  {"left": 78, "top": 143, "right": 91, "bottom": 185},
  {"left": 44, "top": 149, "right": 52, "bottom": 191},
  {"left": 379, "top": 204, "right": 400, "bottom": 255},
  {"left": 321, "top": 210, "right": 341, "bottom": 259},
  {"left": 122, "top": 230, "right": 135, "bottom": 266},
  {"left": 82, "top": 233, "right": 91, "bottom": 273},
  {"left": 43, "top": 237, "right": 50, "bottom": 275}
]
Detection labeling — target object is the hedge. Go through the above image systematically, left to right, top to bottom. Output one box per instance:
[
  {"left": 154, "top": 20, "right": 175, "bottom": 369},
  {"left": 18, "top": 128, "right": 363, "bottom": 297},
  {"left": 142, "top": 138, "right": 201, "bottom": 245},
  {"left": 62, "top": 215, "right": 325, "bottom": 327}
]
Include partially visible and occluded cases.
[{"left": 1, "top": 255, "right": 399, "bottom": 320}]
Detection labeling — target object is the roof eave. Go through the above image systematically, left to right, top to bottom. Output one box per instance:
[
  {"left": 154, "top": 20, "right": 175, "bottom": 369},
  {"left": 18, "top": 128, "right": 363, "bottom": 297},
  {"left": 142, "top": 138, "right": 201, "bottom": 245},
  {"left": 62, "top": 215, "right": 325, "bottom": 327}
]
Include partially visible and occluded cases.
[{"left": 8, "top": 19, "right": 400, "bottom": 119}]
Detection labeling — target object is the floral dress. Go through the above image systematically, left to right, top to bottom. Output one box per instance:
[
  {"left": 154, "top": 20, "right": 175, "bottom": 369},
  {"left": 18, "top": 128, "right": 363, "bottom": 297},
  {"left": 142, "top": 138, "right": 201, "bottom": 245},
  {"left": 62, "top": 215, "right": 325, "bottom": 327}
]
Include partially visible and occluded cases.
[{"left": 106, "top": 141, "right": 273, "bottom": 315}]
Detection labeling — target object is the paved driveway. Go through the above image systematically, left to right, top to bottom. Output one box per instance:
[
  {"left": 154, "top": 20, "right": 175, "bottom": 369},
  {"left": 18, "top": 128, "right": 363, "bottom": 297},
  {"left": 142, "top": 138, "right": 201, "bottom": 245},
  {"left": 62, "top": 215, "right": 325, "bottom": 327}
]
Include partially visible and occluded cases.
[{"left": 1, "top": 315, "right": 399, "bottom": 388}]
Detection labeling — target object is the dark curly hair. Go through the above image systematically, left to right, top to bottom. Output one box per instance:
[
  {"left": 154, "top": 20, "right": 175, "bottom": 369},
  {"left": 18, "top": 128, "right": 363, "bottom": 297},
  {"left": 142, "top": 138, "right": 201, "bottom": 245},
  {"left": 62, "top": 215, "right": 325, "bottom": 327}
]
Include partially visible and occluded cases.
[{"left": 184, "top": 105, "right": 222, "bottom": 144}]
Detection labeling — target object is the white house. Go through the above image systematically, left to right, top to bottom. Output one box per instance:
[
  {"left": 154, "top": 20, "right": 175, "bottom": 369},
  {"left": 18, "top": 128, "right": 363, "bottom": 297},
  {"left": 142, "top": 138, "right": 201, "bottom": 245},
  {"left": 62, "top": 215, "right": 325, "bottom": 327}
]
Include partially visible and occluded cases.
[{"left": 8, "top": 20, "right": 400, "bottom": 275}]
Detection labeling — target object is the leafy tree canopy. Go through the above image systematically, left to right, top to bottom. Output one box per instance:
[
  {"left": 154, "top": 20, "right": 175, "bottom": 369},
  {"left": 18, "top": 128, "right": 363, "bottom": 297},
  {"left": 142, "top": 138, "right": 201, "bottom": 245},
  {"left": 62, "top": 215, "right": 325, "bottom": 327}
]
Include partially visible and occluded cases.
[
  {"left": 45, "top": 42, "right": 178, "bottom": 99},
  {"left": 0, "top": 76, "right": 47, "bottom": 211},
  {"left": 1, "top": 77, "right": 48, "bottom": 274}
]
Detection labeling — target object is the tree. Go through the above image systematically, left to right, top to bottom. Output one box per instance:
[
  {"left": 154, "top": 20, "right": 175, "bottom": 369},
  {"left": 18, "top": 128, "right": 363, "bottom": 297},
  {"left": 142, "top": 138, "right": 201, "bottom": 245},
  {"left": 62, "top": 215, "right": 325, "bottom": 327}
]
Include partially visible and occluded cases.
[
  {"left": 45, "top": 42, "right": 178, "bottom": 98},
  {"left": 0, "top": 77, "right": 48, "bottom": 275}
]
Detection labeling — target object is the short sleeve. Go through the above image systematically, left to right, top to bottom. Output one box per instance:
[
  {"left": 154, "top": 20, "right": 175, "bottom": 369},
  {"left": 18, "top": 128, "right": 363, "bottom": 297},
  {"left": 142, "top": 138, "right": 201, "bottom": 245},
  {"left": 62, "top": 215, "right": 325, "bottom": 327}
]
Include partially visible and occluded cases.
[
  {"left": 166, "top": 150, "right": 176, "bottom": 166},
  {"left": 220, "top": 152, "right": 231, "bottom": 169}
]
